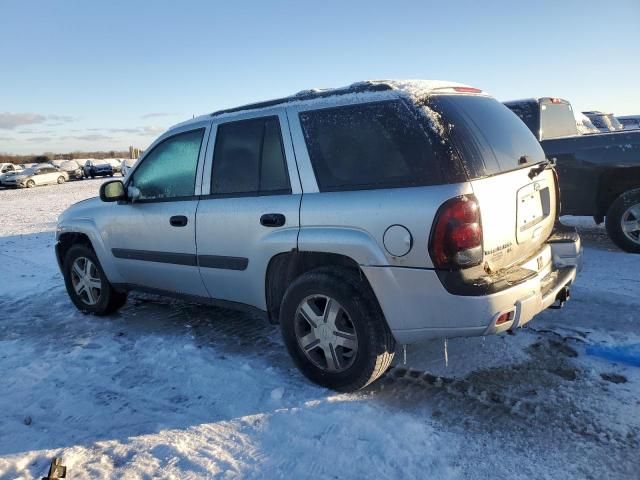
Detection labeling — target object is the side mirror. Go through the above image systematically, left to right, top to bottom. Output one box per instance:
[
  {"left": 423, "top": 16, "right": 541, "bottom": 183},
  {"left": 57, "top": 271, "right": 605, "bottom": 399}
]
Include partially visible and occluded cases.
[{"left": 100, "top": 180, "right": 126, "bottom": 202}]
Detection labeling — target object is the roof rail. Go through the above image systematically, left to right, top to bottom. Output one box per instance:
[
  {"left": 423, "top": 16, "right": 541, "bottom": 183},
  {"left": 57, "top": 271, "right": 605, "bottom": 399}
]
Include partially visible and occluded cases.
[{"left": 210, "top": 81, "right": 393, "bottom": 117}]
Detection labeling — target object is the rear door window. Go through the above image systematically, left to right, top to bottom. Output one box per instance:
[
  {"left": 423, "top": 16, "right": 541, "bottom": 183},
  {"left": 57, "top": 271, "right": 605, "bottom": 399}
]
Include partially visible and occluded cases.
[
  {"left": 430, "top": 95, "right": 546, "bottom": 178},
  {"left": 299, "top": 100, "right": 445, "bottom": 191},
  {"left": 210, "top": 116, "right": 290, "bottom": 196}
]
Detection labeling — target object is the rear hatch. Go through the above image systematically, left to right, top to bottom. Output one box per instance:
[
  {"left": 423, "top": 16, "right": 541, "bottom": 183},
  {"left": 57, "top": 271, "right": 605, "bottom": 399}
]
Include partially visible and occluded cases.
[{"left": 429, "top": 94, "right": 557, "bottom": 273}]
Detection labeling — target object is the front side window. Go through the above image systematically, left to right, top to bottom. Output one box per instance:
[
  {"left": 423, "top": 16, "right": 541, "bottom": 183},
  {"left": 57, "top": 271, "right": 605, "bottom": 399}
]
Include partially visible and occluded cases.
[
  {"left": 299, "top": 100, "right": 443, "bottom": 191},
  {"left": 210, "top": 116, "right": 290, "bottom": 196},
  {"left": 131, "top": 129, "right": 204, "bottom": 201}
]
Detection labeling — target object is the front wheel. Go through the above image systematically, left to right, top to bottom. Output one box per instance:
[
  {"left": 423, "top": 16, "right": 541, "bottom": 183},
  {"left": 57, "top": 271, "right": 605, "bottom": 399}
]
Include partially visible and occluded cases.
[
  {"left": 57, "top": 176, "right": 65, "bottom": 184},
  {"left": 26, "top": 180, "right": 35, "bottom": 188},
  {"left": 605, "top": 189, "right": 640, "bottom": 253},
  {"left": 63, "top": 244, "right": 127, "bottom": 315},
  {"left": 280, "top": 267, "right": 395, "bottom": 391}
]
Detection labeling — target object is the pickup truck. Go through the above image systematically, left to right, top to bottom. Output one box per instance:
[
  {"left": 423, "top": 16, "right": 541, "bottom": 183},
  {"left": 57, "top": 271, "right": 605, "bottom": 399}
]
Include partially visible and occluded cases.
[{"left": 504, "top": 97, "right": 640, "bottom": 253}]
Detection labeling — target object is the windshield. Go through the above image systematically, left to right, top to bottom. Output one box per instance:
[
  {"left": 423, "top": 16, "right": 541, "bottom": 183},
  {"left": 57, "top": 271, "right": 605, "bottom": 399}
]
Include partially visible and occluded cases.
[{"left": 429, "top": 94, "right": 546, "bottom": 179}]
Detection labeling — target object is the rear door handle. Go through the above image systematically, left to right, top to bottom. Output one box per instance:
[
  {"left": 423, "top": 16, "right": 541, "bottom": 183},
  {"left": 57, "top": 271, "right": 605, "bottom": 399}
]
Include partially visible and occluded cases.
[
  {"left": 260, "top": 213, "right": 286, "bottom": 227},
  {"left": 170, "top": 215, "right": 188, "bottom": 227}
]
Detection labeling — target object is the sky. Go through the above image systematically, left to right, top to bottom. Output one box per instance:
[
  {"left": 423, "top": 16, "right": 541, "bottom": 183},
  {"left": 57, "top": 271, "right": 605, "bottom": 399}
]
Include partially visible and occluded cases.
[{"left": 1, "top": 0, "right": 638, "bottom": 155}]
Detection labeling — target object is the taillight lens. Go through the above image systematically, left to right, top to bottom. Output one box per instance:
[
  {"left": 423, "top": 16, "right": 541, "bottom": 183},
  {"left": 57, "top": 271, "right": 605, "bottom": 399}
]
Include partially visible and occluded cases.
[{"left": 429, "top": 195, "right": 483, "bottom": 269}]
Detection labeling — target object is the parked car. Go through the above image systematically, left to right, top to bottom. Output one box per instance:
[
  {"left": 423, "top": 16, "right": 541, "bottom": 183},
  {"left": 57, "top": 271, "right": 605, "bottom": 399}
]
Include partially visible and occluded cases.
[
  {"left": 56, "top": 80, "right": 581, "bottom": 391},
  {"left": 505, "top": 97, "right": 640, "bottom": 252},
  {"left": 583, "top": 111, "right": 624, "bottom": 132},
  {"left": 617, "top": 115, "right": 640, "bottom": 130},
  {"left": 104, "top": 158, "right": 123, "bottom": 174},
  {"left": 120, "top": 158, "right": 137, "bottom": 177},
  {"left": 83, "top": 159, "right": 114, "bottom": 178},
  {"left": 59, "top": 160, "right": 84, "bottom": 180},
  {"left": 0, "top": 163, "right": 24, "bottom": 186},
  {"left": 3, "top": 164, "right": 69, "bottom": 188}
]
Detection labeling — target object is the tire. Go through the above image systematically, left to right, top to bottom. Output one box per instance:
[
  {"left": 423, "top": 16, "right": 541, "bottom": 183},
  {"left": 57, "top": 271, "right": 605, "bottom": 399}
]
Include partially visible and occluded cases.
[
  {"left": 109, "top": 173, "right": 114, "bottom": 177},
  {"left": 91, "top": 174, "right": 95, "bottom": 179},
  {"left": 57, "top": 176, "right": 65, "bottom": 184},
  {"left": 26, "top": 180, "right": 35, "bottom": 188},
  {"left": 605, "top": 189, "right": 640, "bottom": 253},
  {"left": 62, "top": 244, "right": 127, "bottom": 315},
  {"left": 280, "top": 267, "right": 395, "bottom": 391}
]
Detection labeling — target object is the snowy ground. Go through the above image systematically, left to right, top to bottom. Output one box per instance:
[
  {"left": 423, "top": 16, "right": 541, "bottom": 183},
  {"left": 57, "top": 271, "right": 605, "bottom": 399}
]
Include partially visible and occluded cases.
[{"left": 0, "top": 180, "right": 638, "bottom": 479}]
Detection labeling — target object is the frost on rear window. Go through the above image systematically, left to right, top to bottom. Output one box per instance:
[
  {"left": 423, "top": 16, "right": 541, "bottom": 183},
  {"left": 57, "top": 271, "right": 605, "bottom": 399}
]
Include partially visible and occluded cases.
[{"left": 299, "top": 100, "right": 448, "bottom": 191}]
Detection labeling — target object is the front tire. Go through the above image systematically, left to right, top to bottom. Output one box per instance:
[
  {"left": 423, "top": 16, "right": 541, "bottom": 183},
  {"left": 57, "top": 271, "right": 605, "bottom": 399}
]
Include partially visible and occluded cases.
[
  {"left": 57, "top": 176, "right": 65, "bottom": 184},
  {"left": 26, "top": 180, "right": 35, "bottom": 188},
  {"left": 605, "top": 189, "right": 640, "bottom": 253},
  {"left": 63, "top": 244, "right": 127, "bottom": 315},
  {"left": 280, "top": 267, "right": 395, "bottom": 391}
]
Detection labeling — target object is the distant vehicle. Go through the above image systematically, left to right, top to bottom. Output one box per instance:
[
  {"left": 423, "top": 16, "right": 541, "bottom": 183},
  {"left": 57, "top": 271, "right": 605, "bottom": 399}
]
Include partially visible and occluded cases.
[
  {"left": 57, "top": 80, "right": 581, "bottom": 391},
  {"left": 505, "top": 97, "right": 640, "bottom": 253},
  {"left": 583, "top": 111, "right": 624, "bottom": 132},
  {"left": 575, "top": 113, "right": 599, "bottom": 135},
  {"left": 617, "top": 115, "right": 640, "bottom": 130},
  {"left": 104, "top": 158, "right": 123, "bottom": 174},
  {"left": 120, "top": 158, "right": 137, "bottom": 177},
  {"left": 83, "top": 159, "right": 114, "bottom": 178},
  {"left": 59, "top": 160, "right": 84, "bottom": 180},
  {"left": 0, "top": 163, "right": 24, "bottom": 186},
  {"left": 2, "top": 164, "right": 69, "bottom": 188}
]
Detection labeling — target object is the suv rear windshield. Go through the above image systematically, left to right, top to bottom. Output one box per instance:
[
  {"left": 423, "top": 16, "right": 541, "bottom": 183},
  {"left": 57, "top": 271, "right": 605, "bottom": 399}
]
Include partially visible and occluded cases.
[
  {"left": 429, "top": 95, "right": 546, "bottom": 178},
  {"left": 299, "top": 100, "right": 453, "bottom": 191}
]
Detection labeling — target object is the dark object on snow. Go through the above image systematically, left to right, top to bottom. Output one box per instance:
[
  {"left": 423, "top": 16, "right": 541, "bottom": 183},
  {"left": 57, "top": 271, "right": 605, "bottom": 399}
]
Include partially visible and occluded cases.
[
  {"left": 600, "top": 373, "right": 628, "bottom": 384},
  {"left": 23, "top": 416, "right": 32, "bottom": 426},
  {"left": 42, "top": 458, "right": 66, "bottom": 480}
]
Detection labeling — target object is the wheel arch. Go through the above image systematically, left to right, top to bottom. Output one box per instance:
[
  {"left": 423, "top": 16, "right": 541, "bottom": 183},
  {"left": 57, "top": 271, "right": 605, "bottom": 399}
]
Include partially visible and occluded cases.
[{"left": 265, "top": 251, "right": 373, "bottom": 324}]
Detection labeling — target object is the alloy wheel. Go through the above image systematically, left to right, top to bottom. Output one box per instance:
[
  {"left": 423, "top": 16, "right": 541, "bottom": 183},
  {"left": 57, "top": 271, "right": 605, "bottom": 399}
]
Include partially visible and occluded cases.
[
  {"left": 621, "top": 203, "right": 640, "bottom": 245},
  {"left": 70, "top": 257, "right": 102, "bottom": 305},
  {"left": 294, "top": 295, "right": 358, "bottom": 373}
]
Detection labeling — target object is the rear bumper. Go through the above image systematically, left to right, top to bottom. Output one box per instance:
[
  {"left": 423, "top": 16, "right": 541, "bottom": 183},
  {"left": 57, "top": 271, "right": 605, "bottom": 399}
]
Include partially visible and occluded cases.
[{"left": 362, "top": 231, "right": 582, "bottom": 344}]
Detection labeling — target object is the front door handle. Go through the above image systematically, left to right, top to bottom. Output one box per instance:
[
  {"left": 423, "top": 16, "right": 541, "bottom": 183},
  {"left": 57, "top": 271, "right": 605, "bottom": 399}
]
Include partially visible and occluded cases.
[
  {"left": 260, "top": 213, "right": 286, "bottom": 227},
  {"left": 170, "top": 215, "right": 188, "bottom": 227}
]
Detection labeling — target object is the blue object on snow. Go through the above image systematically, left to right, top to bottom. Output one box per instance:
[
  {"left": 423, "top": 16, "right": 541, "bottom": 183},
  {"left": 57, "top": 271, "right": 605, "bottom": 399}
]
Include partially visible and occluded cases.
[{"left": 586, "top": 343, "right": 640, "bottom": 367}]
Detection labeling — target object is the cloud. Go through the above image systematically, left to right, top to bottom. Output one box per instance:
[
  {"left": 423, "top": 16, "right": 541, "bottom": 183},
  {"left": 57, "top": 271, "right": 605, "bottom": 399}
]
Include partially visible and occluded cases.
[
  {"left": 0, "top": 112, "right": 78, "bottom": 129},
  {"left": 141, "top": 112, "right": 176, "bottom": 119},
  {"left": 0, "top": 113, "right": 47, "bottom": 129},
  {"left": 46, "top": 114, "right": 77, "bottom": 123},
  {"left": 141, "top": 125, "right": 166, "bottom": 135},
  {"left": 71, "top": 134, "right": 114, "bottom": 142},
  {"left": 0, "top": 135, "right": 14, "bottom": 141},
  {"left": 26, "top": 136, "right": 52, "bottom": 143}
]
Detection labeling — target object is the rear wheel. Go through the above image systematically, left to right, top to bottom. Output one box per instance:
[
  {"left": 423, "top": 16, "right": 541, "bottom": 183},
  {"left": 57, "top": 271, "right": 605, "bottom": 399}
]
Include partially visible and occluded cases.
[
  {"left": 57, "top": 176, "right": 65, "bottom": 184},
  {"left": 26, "top": 180, "right": 35, "bottom": 188},
  {"left": 605, "top": 189, "right": 640, "bottom": 253},
  {"left": 63, "top": 244, "right": 127, "bottom": 315},
  {"left": 280, "top": 267, "right": 395, "bottom": 391}
]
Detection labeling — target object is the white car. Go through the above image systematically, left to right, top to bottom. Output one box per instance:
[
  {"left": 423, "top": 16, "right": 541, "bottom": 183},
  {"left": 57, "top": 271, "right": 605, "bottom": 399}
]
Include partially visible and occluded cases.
[
  {"left": 120, "top": 158, "right": 137, "bottom": 177},
  {"left": 0, "top": 163, "right": 24, "bottom": 185},
  {"left": 2, "top": 164, "right": 69, "bottom": 188}
]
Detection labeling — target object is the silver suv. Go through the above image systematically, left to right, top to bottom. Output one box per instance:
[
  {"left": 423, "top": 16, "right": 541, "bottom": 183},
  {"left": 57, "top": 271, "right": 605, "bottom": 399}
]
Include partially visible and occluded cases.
[{"left": 56, "top": 80, "right": 582, "bottom": 391}]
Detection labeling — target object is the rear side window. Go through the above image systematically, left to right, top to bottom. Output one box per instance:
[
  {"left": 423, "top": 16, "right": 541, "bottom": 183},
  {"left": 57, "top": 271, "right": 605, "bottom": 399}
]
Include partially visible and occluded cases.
[
  {"left": 430, "top": 95, "right": 546, "bottom": 178},
  {"left": 299, "top": 101, "right": 444, "bottom": 191},
  {"left": 211, "top": 116, "right": 290, "bottom": 196}
]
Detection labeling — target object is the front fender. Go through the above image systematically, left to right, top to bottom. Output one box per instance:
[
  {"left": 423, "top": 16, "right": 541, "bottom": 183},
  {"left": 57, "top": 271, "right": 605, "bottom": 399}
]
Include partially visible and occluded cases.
[{"left": 57, "top": 219, "right": 124, "bottom": 284}]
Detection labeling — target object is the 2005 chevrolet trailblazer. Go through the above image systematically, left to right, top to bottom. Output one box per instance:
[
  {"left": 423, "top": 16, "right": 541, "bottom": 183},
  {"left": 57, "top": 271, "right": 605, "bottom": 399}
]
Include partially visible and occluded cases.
[{"left": 56, "top": 80, "right": 582, "bottom": 391}]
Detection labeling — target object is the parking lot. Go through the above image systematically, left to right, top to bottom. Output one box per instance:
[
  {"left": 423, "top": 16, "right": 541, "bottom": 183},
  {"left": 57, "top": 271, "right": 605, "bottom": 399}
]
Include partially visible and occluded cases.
[{"left": 1, "top": 179, "right": 639, "bottom": 479}]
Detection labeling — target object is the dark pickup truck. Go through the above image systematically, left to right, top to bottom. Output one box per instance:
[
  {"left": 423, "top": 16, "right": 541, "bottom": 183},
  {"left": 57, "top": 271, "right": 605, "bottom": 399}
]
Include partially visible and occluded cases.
[{"left": 505, "top": 97, "right": 640, "bottom": 253}]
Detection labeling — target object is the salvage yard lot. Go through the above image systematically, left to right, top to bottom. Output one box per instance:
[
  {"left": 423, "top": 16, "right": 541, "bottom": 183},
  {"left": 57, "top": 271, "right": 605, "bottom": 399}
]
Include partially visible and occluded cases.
[{"left": 0, "top": 180, "right": 639, "bottom": 479}]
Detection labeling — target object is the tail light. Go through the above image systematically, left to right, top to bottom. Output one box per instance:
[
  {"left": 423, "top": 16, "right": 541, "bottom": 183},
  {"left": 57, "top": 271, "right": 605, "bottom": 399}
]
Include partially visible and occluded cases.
[{"left": 429, "top": 195, "right": 483, "bottom": 269}]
